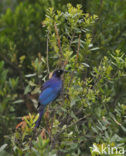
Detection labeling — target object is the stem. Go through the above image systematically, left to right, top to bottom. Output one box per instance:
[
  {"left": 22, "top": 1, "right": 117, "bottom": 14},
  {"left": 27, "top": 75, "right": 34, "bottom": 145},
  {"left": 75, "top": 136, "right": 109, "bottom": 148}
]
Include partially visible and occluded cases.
[{"left": 46, "top": 32, "right": 50, "bottom": 73}]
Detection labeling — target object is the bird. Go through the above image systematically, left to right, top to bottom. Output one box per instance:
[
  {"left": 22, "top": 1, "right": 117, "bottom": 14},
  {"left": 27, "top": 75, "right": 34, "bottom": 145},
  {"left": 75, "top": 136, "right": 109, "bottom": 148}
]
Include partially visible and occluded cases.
[{"left": 35, "top": 69, "right": 65, "bottom": 128}]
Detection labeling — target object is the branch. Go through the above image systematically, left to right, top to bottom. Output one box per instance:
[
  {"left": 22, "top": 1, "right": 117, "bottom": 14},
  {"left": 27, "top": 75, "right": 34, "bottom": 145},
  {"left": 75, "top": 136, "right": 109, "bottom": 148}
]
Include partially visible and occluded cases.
[
  {"left": 54, "top": 22, "right": 63, "bottom": 59},
  {"left": 46, "top": 32, "right": 50, "bottom": 73},
  {"left": 69, "top": 33, "right": 75, "bottom": 47},
  {"left": 68, "top": 34, "right": 81, "bottom": 87},
  {"left": 76, "top": 34, "right": 81, "bottom": 61},
  {"left": 0, "top": 53, "right": 19, "bottom": 71},
  {"left": 0, "top": 53, "right": 24, "bottom": 88},
  {"left": 0, "top": 53, "right": 37, "bottom": 113},
  {"left": 51, "top": 114, "right": 89, "bottom": 148}
]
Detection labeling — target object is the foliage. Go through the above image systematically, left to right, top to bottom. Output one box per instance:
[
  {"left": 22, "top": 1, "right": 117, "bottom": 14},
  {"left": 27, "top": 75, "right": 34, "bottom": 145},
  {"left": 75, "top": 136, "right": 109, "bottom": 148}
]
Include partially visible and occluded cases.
[
  {"left": 87, "top": 0, "right": 126, "bottom": 55},
  {"left": 0, "top": 1, "right": 126, "bottom": 156},
  {"left": 0, "top": 61, "right": 19, "bottom": 147}
]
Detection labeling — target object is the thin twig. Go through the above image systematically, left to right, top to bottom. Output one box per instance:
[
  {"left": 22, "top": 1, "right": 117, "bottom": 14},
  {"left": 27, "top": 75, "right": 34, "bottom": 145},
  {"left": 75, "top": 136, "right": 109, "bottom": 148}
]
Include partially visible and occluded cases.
[
  {"left": 54, "top": 22, "right": 63, "bottom": 60},
  {"left": 46, "top": 32, "right": 50, "bottom": 73},
  {"left": 69, "top": 33, "right": 75, "bottom": 47},
  {"left": 68, "top": 34, "right": 81, "bottom": 88},
  {"left": 76, "top": 34, "right": 81, "bottom": 60},
  {"left": 0, "top": 53, "right": 24, "bottom": 88},
  {"left": 0, "top": 53, "right": 20, "bottom": 72},
  {"left": 59, "top": 109, "right": 83, "bottom": 128},
  {"left": 51, "top": 114, "right": 89, "bottom": 148},
  {"left": 112, "top": 117, "right": 121, "bottom": 126},
  {"left": 29, "top": 128, "right": 42, "bottom": 149}
]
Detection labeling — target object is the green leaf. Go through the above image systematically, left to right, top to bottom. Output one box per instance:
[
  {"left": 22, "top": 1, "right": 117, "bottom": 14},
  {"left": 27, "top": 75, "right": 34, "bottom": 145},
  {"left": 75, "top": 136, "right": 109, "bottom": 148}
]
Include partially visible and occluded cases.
[
  {"left": 82, "top": 63, "right": 90, "bottom": 67},
  {"left": 25, "top": 73, "right": 36, "bottom": 77},
  {"left": 24, "top": 85, "right": 31, "bottom": 95},
  {"left": 13, "top": 99, "right": 24, "bottom": 104},
  {"left": 0, "top": 144, "right": 8, "bottom": 152}
]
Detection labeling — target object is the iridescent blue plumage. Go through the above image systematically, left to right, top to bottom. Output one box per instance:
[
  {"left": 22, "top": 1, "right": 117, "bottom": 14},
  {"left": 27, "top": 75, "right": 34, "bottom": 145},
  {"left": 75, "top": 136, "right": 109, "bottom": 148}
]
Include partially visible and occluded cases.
[{"left": 35, "top": 69, "right": 64, "bottom": 128}]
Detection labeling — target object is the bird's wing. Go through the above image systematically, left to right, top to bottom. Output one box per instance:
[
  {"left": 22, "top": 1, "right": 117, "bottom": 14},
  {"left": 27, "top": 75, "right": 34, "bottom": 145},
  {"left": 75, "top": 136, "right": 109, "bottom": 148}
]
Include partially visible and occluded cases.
[
  {"left": 40, "top": 79, "right": 53, "bottom": 91},
  {"left": 38, "top": 87, "right": 59, "bottom": 106}
]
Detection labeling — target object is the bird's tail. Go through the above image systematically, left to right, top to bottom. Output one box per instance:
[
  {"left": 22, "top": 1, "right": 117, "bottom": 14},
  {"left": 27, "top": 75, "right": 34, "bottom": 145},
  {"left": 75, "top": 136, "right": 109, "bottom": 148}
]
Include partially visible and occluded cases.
[{"left": 35, "top": 107, "right": 45, "bottom": 128}]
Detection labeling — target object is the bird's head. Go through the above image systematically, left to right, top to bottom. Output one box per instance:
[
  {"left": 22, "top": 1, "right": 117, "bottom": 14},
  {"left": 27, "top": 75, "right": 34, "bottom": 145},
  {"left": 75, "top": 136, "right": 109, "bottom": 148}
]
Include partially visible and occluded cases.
[{"left": 52, "top": 69, "right": 64, "bottom": 78}]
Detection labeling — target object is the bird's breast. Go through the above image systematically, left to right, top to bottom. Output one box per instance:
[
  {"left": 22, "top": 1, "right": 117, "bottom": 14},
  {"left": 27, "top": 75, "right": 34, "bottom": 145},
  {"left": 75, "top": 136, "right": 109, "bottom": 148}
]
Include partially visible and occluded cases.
[{"left": 52, "top": 80, "right": 62, "bottom": 92}]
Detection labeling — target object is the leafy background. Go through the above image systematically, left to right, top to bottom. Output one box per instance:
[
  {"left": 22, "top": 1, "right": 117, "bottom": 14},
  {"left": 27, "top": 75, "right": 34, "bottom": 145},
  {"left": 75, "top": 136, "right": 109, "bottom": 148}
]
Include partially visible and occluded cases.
[{"left": 0, "top": 0, "right": 126, "bottom": 155}]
